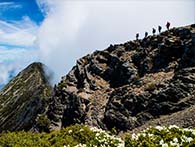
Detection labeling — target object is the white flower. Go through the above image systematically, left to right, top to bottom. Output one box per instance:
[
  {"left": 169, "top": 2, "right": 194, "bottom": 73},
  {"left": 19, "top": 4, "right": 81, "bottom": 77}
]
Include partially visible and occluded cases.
[
  {"left": 168, "top": 125, "right": 179, "bottom": 129},
  {"left": 155, "top": 126, "right": 163, "bottom": 131},
  {"left": 80, "top": 128, "right": 84, "bottom": 132},
  {"left": 183, "top": 128, "right": 190, "bottom": 132},
  {"left": 190, "top": 129, "right": 195, "bottom": 135},
  {"left": 68, "top": 130, "right": 72, "bottom": 134},
  {"left": 95, "top": 132, "right": 100, "bottom": 137},
  {"left": 131, "top": 133, "right": 138, "bottom": 140},
  {"left": 148, "top": 133, "right": 154, "bottom": 138},
  {"left": 182, "top": 136, "right": 193, "bottom": 143},
  {"left": 169, "top": 137, "right": 180, "bottom": 147},
  {"left": 173, "top": 137, "right": 178, "bottom": 143},
  {"left": 186, "top": 137, "right": 193, "bottom": 143},
  {"left": 159, "top": 139, "right": 164, "bottom": 145},
  {"left": 170, "top": 141, "right": 179, "bottom": 146},
  {"left": 118, "top": 142, "right": 125, "bottom": 147},
  {"left": 75, "top": 143, "right": 86, "bottom": 147},
  {"left": 161, "top": 143, "right": 168, "bottom": 147}
]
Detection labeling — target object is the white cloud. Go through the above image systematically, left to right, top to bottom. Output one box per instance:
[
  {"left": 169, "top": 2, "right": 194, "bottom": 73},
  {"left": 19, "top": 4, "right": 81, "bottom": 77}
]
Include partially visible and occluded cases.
[
  {"left": 36, "top": 0, "right": 195, "bottom": 84},
  {"left": 36, "top": 0, "right": 54, "bottom": 15},
  {"left": 37, "top": 0, "right": 88, "bottom": 84},
  {"left": 0, "top": 2, "right": 22, "bottom": 10},
  {"left": 0, "top": 2, "right": 14, "bottom": 6},
  {"left": 0, "top": 17, "right": 38, "bottom": 47},
  {"left": 0, "top": 17, "right": 39, "bottom": 87},
  {"left": 0, "top": 46, "right": 39, "bottom": 86},
  {"left": 0, "top": 47, "right": 38, "bottom": 63},
  {"left": 0, "top": 63, "right": 18, "bottom": 85},
  {"left": 0, "top": 65, "right": 10, "bottom": 85}
]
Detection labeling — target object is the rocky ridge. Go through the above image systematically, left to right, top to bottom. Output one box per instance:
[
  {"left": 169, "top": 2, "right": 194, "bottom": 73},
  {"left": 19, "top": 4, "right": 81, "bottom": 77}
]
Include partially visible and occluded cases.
[
  {"left": 0, "top": 24, "right": 194, "bottom": 133},
  {"left": 44, "top": 24, "right": 195, "bottom": 132},
  {"left": 0, "top": 63, "right": 52, "bottom": 132}
]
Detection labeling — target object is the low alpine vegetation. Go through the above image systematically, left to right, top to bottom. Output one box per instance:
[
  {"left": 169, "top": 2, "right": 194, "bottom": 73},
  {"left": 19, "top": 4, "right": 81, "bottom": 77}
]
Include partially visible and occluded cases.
[
  {"left": 0, "top": 124, "right": 194, "bottom": 147},
  {"left": 0, "top": 124, "right": 124, "bottom": 147},
  {"left": 125, "top": 125, "right": 195, "bottom": 147}
]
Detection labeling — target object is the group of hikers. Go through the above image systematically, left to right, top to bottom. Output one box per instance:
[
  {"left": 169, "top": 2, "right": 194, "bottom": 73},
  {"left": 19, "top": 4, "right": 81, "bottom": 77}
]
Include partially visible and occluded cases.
[{"left": 136, "top": 22, "right": 171, "bottom": 40}]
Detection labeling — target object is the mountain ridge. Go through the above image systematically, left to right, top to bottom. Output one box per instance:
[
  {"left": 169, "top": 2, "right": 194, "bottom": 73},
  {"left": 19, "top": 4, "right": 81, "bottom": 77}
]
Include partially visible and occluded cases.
[
  {"left": 0, "top": 24, "right": 194, "bottom": 133},
  {"left": 44, "top": 24, "right": 195, "bottom": 132},
  {"left": 0, "top": 62, "right": 52, "bottom": 132}
]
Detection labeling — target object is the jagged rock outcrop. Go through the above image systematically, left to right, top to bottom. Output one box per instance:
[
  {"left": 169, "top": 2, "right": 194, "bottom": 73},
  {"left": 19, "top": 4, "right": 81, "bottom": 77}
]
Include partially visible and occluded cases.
[
  {"left": 1, "top": 24, "right": 194, "bottom": 133},
  {"left": 46, "top": 24, "right": 195, "bottom": 132},
  {"left": 0, "top": 62, "right": 52, "bottom": 132}
]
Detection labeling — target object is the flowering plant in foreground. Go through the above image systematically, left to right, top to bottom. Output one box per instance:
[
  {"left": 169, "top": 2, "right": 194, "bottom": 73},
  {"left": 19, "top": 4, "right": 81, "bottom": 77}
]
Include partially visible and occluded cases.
[
  {"left": 0, "top": 124, "right": 194, "bottom": 146},
  {"left": 64, "top": 125, "right": 125, "bottom": 147},
  {"left": 64, "top": 125, "right": 195, "bottom": 147},
  {"left": 125, "top": 125, "right": 195, "bottom": 147}
]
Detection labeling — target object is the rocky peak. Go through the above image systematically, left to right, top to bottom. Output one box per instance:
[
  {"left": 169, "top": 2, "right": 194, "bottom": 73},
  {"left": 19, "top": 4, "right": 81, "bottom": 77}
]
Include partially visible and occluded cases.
[
  {"left": 46, "top": 24, "right": 195, "bottom": 132},
  {"left": 0, "top": 62, "right": 52, "bottom": 132}
]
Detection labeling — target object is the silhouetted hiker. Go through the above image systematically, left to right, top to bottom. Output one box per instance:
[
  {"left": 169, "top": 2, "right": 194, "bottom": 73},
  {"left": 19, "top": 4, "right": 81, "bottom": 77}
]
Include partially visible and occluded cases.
[
  {"left": 166, "top": 22, "right": 170, "bottom": 30},
  {"left": 158, "top": 25, "right": 162, "bottom": 33},
  {"left": 152, "top": 28, "right": 156, "bottom": 35},
  {"left": 145, "top": 32, "right": 148, "bottom": 38},
  {"left": 136, "top": 33, "right": 139, "bottom": 40},
  {"left": 54, "top": 84, "right": 57, "bottom": 92}
]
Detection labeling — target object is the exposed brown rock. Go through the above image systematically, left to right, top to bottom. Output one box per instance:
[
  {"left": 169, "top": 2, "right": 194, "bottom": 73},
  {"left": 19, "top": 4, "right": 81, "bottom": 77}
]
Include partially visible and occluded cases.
[
  {"left": 0, "top": 24, "right": 194, "bottom": 133},
  {"left": 45, "top": 24, "right": 195, "bottom": 132}
]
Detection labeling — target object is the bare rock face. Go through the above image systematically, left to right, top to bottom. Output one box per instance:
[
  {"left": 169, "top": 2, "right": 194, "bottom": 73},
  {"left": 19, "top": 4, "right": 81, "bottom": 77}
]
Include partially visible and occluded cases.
[
  {"left": 46, "top": 24, "right": 195, "bottom": 132},
  {"left": 0, "top": 63, "right": 52, "bottom": 132}
]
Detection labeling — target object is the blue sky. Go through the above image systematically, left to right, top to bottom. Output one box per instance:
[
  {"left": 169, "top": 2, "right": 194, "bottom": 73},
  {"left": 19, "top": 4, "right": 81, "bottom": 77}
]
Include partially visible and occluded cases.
[
  {"left": 0, "top": 0, "right": 194, "bottom": 88},
  {"left": 0, "top": 0, "right": 44, "bottom": 24},
  {"left": 0, "top": 0, "right": 43, "bottom": 86}
]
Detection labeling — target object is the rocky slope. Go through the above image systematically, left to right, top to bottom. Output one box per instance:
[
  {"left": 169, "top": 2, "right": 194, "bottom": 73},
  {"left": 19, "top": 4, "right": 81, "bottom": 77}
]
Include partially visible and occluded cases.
[
  {"left": 0, "top": 24, "right": 194, "bottom": 133},
  {"left": 45, "top": 24, "right": 195, "bottom": 132},
  {"left": 0, "top": 63, "right": 52, "bottom": 132}
]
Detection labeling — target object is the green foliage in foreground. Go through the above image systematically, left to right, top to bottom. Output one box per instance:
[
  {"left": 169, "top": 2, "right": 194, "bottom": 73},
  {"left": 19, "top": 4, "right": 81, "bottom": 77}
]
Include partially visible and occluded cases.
[
  {"left": 0, "top": 124, "right": 195, "bottom": 147},
  {"left": 0, "top": 124, "right": 123, "bottom": 147},
  {"left": 125, "top": 125, "right": 195, "bottom": 147}
]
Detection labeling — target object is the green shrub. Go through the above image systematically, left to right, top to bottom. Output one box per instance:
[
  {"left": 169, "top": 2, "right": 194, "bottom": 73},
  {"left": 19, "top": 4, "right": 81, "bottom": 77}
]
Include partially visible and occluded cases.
[
  {"left": 58, "top": 82, "right": 67, "bottom": 89},
  {"left": 36, "top": 114, "right": 51, "bottom": 132},
  {"left": 0, "top": 124, "right": 124, "bottom": 147},
  {"left": 0, "top": 125, "right": 195, "bottom": 147},
  {"left": 125, "top": 125, "right": 195, "bottom": 147}
]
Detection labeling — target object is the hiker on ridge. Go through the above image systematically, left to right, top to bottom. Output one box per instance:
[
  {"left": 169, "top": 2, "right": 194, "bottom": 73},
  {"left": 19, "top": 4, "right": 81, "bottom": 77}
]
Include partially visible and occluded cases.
[
  {"left": 166, "top": 22, "right": 170, "bottom": 30},
  {"left": 158, "top": 25, "right": 162, "bottom": 33},
  {"left": 152, "top": 28, "right": 156, "bottom": 35},
  {"left": 145, "top": 32, "right": 148, "bottom": 38},
  {"left": 136, "top": 33, "right": 139, "bottom": 40}
]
